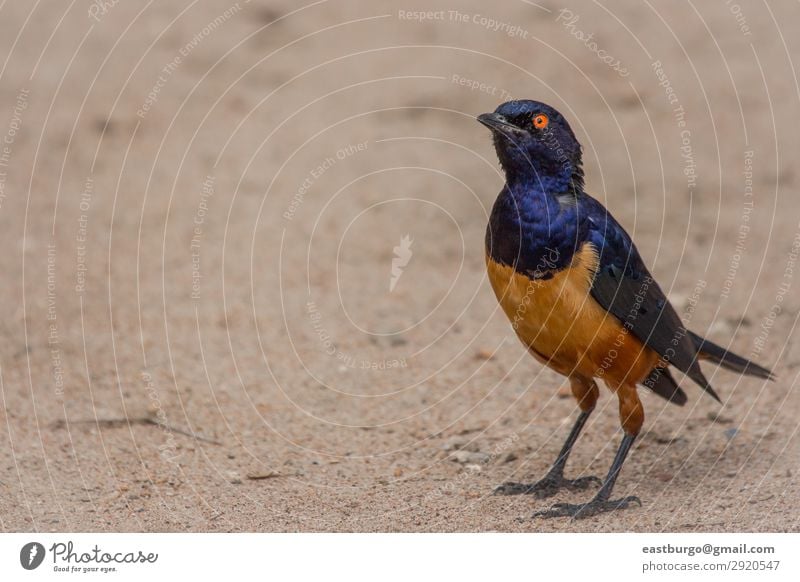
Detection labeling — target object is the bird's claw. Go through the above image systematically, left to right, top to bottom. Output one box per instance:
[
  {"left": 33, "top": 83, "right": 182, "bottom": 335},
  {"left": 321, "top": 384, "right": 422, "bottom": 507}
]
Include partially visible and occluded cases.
[
  {"left": 494, "top": 474, "right": 601, "bottom": 499},
  {"left": 532, "top": 495, "right": 642, "bottom": 519}
]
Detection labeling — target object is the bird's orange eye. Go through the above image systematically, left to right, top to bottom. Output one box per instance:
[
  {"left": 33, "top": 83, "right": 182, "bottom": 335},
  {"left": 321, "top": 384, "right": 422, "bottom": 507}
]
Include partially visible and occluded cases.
[{"left": 532, "top": 114, "right": 549, "bottom": 129}]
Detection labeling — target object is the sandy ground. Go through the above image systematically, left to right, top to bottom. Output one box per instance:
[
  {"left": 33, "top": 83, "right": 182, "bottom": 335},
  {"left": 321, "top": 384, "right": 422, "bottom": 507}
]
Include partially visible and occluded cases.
[{"left": 1, "top": 0, "right": 799, "bottom": 532}]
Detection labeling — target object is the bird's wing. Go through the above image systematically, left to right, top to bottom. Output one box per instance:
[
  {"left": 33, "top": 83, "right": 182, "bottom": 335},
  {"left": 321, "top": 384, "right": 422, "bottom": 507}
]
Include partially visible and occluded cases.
[{"left": 580, "top": 195, "right": 719, "bottom": 401}]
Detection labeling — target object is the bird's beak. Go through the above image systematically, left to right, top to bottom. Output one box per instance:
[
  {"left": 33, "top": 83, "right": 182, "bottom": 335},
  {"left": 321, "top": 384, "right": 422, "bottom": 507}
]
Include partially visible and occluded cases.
[{"left": 477, "top": 112, "right": 519, "bottom": 139}]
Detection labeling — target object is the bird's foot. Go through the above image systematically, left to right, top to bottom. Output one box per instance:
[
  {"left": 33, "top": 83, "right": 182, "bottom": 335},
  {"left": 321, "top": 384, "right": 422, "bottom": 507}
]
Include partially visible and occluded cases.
[
  {"left": 494, "top": 473, "right": 601, "bottom": 499},
  {"left": 532, "top": 495, "right": 641, "bottom": 519}
]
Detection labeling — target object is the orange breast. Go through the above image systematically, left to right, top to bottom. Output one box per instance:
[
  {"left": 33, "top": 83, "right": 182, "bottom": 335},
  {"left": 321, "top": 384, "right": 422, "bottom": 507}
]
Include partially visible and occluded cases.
[{"left": 486, "top": 243, "right": 659, "bottom": 387}]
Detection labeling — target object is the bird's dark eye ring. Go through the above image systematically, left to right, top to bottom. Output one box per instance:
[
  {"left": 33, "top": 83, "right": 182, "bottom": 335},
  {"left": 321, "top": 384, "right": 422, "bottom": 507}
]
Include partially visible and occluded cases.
[{"left": 533, "top": 114, "right": 549, "bottom": 129}]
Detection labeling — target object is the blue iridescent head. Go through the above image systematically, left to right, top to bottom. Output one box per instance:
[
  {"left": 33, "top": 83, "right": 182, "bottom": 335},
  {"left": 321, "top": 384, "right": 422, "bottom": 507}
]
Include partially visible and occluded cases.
[{"left": 478, "top": 100, "right": 584, "bottom": 193}]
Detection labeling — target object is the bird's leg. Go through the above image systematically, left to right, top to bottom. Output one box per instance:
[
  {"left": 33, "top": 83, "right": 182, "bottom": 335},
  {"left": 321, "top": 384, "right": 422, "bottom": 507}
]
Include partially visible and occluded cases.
[
  {"left": 495, "top": 377, "right": 601, "bottom": 499},
  {"left": 533, "top": 384, "right": 643, "bottom": 519},
  {"left": 494, "top": 409, "right": 601, "bottom": 497},
  {"left": 533, "top": 433, "right": 641, "bottom": 518}
]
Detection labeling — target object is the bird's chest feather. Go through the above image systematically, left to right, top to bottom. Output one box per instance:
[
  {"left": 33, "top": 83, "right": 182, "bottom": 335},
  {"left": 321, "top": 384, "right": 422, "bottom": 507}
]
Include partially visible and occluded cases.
[
  {"left": 486, "top": 243, "right": 655, "bottom": 380},
  {"left": 486, "top": 243, "right": 597, "bottom": 354}
]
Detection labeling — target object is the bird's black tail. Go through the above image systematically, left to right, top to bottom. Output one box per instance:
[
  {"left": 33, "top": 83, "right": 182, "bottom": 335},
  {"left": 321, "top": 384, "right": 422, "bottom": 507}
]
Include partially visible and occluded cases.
[{"left": 689, "top": 331, "right": 775, "bottom": 381}]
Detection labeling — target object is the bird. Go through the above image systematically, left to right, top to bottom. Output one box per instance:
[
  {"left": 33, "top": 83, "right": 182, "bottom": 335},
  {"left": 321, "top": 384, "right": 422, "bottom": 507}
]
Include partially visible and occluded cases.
[{"left": 477, "top": 100, "right": 774, "bottom": 519}]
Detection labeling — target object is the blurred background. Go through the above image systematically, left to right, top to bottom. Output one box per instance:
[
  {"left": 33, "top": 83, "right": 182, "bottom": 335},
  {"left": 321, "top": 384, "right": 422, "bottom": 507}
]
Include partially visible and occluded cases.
[{"left": 0, "top": 0, "right": 798, "bottom": 532}]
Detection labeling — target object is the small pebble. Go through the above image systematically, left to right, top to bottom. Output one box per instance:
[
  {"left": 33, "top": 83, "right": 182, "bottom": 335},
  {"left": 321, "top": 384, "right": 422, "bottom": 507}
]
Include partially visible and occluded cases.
[
  {"left": 707, "top": 412, "right": 733, "bottom": 424},
  {"left": 724, "top": 428, "right": 740, "bottom": 440},
  {"left": 654, "top": 434, "right": 685, "bottom": 445},
  {"left": 441, "top": 437, "right": 466, "bottom": 452},
  {"left": 451, "top": 451, "right": 490, "bottom": 464},
  {"left": 246, "top": 471, "right": 281, "bottom": 480}
]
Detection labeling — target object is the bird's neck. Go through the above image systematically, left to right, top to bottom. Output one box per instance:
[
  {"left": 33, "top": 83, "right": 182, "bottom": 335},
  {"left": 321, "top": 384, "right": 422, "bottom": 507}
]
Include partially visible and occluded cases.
[
  {"left": 495, "top": 140, "right": 584, "bottom": 195},
  {"left": 503, "top": 161, "right": 584, "bottom": 196}
]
